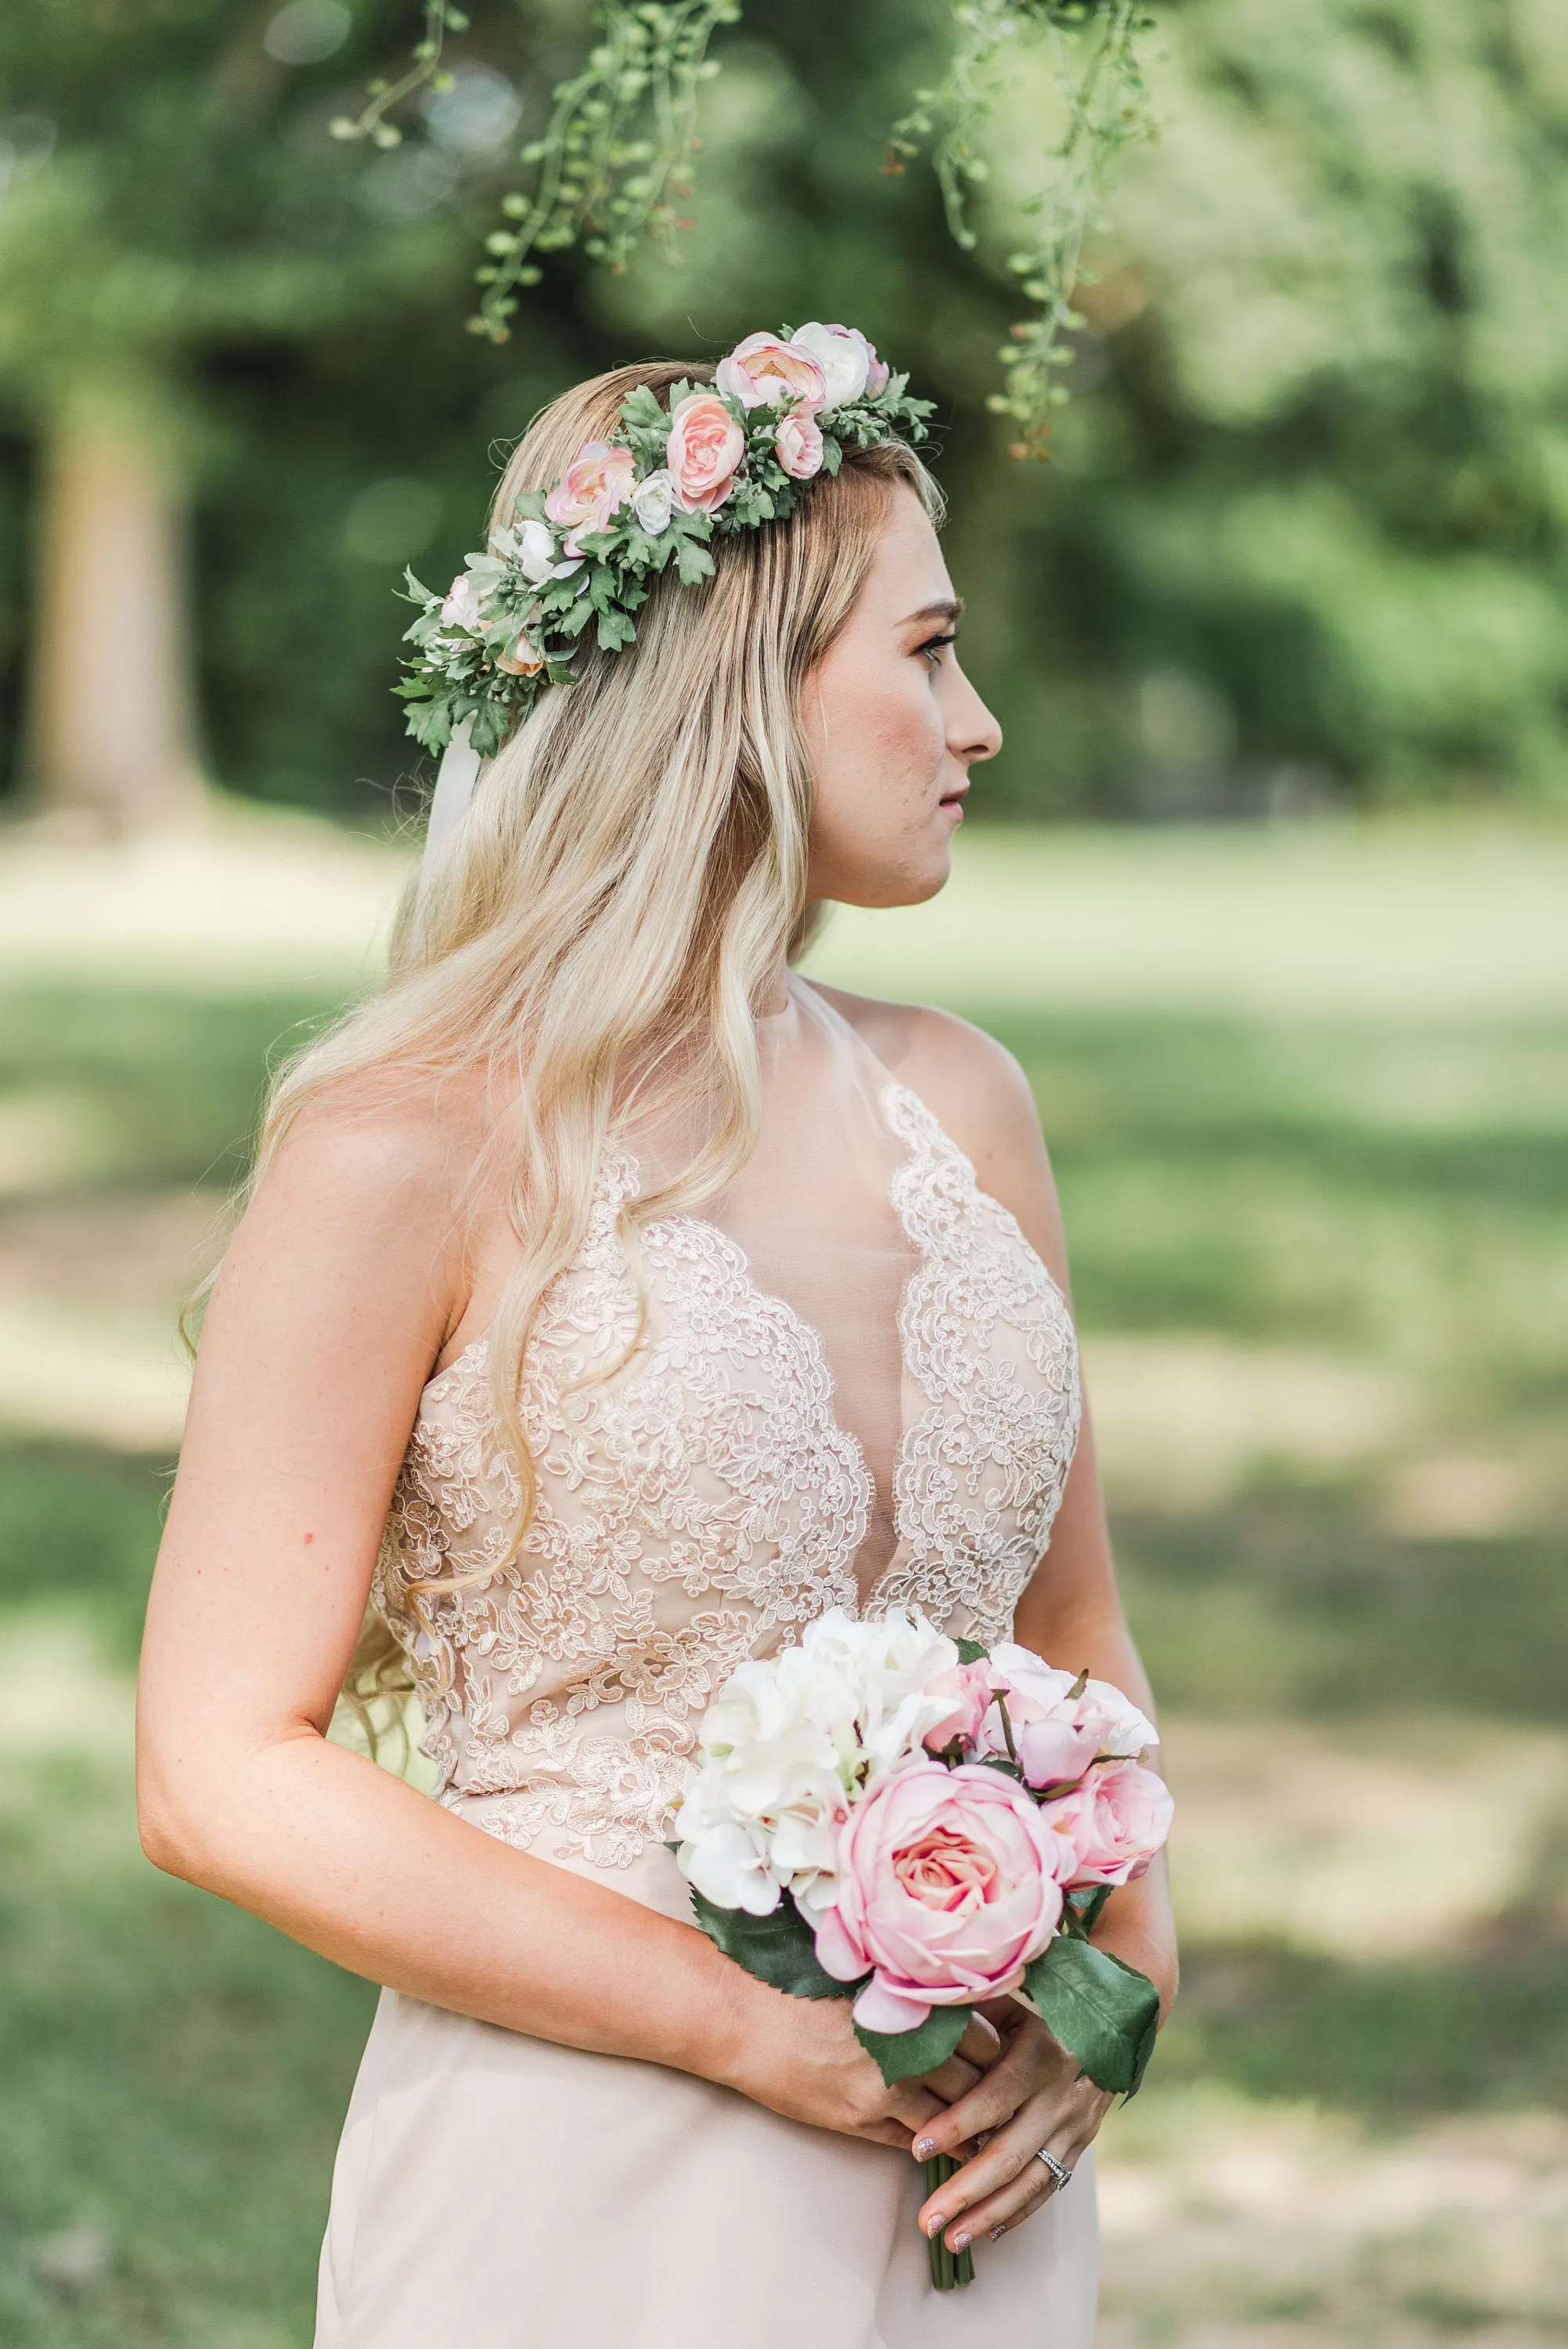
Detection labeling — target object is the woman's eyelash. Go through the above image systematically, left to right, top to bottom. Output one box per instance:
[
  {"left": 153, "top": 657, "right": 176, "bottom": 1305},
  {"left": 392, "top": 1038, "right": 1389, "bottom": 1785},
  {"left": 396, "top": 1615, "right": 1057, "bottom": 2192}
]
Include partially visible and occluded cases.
[{"left": 918, "top": 633, "right": 957, "bottom": 662}]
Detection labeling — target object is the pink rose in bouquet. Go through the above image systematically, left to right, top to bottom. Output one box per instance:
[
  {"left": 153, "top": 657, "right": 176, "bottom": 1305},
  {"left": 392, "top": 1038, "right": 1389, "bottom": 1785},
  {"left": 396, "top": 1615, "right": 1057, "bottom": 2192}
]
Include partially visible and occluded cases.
[
  {"left": 666, "top": 392, "right": 747, "bottom": 514},
  {"left": 544, "top": 440, "right": 636, "bottom": 553},
  {"left": 674, "top": 1610, "right": 1172, "bottom": 2294},
  {"left": 981, "top": 1643, "right": 1157, "bottom": 1792},
  {"left": 921, "top": 1662, "right": 996, "bottom": 1754},
  {"left": 1044, "top": 1760, "right": 1175, "bottom": 1889},
  {"left": 813, "top": 1761, "right": 1069, "bottom": 2032}
]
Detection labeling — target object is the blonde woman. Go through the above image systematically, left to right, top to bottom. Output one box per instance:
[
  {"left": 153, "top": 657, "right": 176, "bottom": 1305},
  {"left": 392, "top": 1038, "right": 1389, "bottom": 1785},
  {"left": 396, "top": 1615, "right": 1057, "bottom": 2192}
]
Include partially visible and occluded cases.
[{"left": 137, "top": 331, "right": 1176, "bottom": 2348}]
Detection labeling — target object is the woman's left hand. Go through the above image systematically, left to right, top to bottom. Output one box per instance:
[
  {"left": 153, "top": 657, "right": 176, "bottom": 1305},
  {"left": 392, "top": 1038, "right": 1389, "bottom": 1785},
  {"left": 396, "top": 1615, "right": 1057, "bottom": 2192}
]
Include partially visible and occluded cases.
[{"left": 909, "top": 2000, "right": 1114, "bottom": 2255}]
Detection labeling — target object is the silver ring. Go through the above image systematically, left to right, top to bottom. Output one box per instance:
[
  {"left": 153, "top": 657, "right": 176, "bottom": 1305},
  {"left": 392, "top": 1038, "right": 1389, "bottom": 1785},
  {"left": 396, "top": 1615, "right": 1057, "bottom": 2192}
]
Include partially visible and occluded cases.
[{"left": 1036, "top": 2149, "right": 1072, "bottom": 2190}]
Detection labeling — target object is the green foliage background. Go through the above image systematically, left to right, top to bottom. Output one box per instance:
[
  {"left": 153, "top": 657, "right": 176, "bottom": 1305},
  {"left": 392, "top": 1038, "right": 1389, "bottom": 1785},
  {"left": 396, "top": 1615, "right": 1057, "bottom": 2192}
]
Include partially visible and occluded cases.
[{"left": 3, "top": 0, "right": 1567, "bottom": 819}]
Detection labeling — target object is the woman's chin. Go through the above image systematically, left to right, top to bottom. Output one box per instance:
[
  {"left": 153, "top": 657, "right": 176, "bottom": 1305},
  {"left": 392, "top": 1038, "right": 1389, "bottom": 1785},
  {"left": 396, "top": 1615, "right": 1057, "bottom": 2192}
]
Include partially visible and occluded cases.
[{"left": 892, "top": 838, "right": 957, "bottom": 907}]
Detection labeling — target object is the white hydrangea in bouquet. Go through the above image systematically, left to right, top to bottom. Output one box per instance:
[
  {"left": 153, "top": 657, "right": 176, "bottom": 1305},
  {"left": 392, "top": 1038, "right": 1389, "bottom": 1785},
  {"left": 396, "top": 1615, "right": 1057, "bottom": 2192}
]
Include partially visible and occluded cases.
[{"left": 671, "top": 1609, "right": 1172, "bottom": 2289}]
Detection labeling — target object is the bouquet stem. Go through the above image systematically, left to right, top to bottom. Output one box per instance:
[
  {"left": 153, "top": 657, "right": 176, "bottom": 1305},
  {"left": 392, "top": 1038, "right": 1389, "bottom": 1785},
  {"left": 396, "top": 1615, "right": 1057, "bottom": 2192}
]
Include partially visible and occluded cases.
[{"left": 924, "top": 2154, "right": 975, "bottom": 2289}]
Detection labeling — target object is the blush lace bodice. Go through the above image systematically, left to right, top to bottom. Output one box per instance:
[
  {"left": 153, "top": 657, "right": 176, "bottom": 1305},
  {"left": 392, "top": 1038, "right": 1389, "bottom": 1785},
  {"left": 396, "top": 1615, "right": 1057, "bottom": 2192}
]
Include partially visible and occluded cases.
[{"left": 374, "top": 980, "right": 1081, "bottom": 1871}]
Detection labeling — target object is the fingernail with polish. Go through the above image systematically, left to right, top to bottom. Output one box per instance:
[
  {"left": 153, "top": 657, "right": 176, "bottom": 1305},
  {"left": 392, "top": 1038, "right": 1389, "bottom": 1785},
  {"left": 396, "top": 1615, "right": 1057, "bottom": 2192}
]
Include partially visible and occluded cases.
[
  {"left": 913, "top": 2138, "right": 935, "bottom": 2160},
  {"left": 926, "top": 2213, "right": 946, "bottom": 2239},
  {"left": 989, "top": 2226, "right": 1005, "bottom": 2243},
  {"left": 952, "top": 2233, "right": 970, "bottom": 2252}
]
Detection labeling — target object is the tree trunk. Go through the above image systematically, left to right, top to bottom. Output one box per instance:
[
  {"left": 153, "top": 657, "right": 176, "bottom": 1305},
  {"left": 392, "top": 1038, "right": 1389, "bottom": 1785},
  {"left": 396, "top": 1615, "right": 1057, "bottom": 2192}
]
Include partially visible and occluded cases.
[{"left": 24, "top": 413, "right": 207, "bottom": 832}]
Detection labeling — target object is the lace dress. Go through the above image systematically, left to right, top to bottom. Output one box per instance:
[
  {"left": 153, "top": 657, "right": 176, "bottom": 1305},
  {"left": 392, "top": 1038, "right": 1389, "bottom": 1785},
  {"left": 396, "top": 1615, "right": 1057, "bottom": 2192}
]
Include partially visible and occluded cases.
[{"left": 315, "top": 978, "right": 1097, "bottom": 2347}]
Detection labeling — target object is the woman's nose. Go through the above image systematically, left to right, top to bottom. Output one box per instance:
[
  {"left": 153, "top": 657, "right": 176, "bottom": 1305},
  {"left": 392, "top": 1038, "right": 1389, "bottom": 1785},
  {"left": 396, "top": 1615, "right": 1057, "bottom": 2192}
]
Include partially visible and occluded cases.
[{"left": 950, "top": 668, "right": 1003, "bottom": 764}]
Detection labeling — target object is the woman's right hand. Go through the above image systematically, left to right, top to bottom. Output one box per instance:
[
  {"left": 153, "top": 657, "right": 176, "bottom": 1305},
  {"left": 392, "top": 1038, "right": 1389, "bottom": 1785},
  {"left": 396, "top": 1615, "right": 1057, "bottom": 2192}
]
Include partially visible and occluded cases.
[{"left": 717, "top": 1978, "right": 1001, "bottom": 2151}]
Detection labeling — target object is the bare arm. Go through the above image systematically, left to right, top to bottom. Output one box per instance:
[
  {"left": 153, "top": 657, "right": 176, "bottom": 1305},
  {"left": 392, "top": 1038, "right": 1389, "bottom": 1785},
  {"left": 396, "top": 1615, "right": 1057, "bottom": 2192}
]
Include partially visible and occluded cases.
[{"left": 137, "top": 1091, "right": 991, "bottom": 2149}]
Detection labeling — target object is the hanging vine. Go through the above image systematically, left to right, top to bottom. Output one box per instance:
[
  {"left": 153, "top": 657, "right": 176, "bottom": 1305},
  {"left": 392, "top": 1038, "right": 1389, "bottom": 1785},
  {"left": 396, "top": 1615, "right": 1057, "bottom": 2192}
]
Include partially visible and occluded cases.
[
  {"left": 330, "top": 0, "right": 470, "bottom": 150},
  {"left": 335, "top": 0, "right": 1158, "bottom": 438},
  {"left": 470, "top": 0, "right": 741, "bottom": 343},
  {"left": 888, "top": 0, "right": 1158, "bottom": 457}
]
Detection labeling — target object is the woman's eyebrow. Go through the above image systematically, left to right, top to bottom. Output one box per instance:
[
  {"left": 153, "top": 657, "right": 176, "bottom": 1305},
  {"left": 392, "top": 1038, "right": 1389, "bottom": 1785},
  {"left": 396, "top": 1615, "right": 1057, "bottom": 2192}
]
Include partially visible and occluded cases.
[{"left": 899, "top": 597, "right": 964, "bottom": 627}]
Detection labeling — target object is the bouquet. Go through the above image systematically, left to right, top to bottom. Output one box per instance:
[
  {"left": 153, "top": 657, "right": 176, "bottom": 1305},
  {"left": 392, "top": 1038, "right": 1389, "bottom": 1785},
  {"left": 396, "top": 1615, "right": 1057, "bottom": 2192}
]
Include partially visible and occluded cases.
[{"left": 672, "top": 1610, "right": 1173, "bottom": 2290}]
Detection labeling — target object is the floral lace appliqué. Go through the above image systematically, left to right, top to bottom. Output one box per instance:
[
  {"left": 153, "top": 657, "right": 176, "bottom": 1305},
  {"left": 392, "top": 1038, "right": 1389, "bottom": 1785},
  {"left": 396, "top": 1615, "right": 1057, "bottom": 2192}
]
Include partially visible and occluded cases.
[
  {"left": 874, "top": 1084, "right": 1082, "bottom": 1645},
  {"left": 376, "top": 1087, "right": 1080, "bottom": 1869},
  {"left": 376, "top": 1148, "right": 867, "bottom": 1868}
]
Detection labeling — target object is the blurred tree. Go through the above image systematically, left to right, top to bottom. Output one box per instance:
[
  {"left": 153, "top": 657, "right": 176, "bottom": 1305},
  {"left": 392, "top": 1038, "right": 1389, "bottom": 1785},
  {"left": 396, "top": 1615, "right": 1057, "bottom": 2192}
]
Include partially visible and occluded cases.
[
  {"left": 0, "top": 0, "right": 508, "bottom": 829},
  {"left": 969, "top": 0, "right": 1568, "bottom": 810}
]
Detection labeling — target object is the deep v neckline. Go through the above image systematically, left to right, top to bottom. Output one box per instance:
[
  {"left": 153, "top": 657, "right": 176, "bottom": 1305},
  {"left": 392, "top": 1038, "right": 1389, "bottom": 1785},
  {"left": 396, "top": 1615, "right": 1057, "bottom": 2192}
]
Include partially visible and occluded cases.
[
  {"left": 419, "top": 1072, "right": 1071, "bottom": 1623},
  {"left": 622, "top": 1081, "right": 926, "bottom": 1611},
  {"left": 422, "top": 1082, "right": 925, "bottom": 1609}
]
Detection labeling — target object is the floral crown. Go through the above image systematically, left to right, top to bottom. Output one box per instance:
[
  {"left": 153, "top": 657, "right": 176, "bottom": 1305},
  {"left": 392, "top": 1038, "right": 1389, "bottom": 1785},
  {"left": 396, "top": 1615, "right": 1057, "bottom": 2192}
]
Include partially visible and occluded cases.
[{"left": 398, "top": 323, "right": 933, "bottom": 759}]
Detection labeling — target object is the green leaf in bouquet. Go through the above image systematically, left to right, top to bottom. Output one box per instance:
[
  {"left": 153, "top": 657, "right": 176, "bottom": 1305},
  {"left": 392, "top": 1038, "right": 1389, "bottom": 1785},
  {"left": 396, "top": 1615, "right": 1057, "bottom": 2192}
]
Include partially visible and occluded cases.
[
  {"left": 954, "top": 1638, "right": 989, "bottom": 1666},
  {"left": 687, "top": 1885, "right": 852, "bottom": 2001},
  {"left": 1065, "top": 1885, "right": 1112, "bottom": 1936},
  {"left": 1022, "top": 1936, "right": 1160, "bottom": 2097},
  {"left": 853, "top": 2001, "right": 973, "bottom": 2087}
]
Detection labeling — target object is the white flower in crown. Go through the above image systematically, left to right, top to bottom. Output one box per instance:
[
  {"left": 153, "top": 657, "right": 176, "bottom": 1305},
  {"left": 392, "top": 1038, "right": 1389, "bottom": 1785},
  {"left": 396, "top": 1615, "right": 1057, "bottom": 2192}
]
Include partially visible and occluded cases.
[
  {"left": 793, "top": 321, "right": 873, "bottom": 411},
  {"left": 632, "top": 467, "right": 676, "bottom": 536},
  {"left": 514, "top": 518, "right": 557, "bottom": 585},
  {"left": 439, "top": 572, "right": 484, "bottom": 633}
]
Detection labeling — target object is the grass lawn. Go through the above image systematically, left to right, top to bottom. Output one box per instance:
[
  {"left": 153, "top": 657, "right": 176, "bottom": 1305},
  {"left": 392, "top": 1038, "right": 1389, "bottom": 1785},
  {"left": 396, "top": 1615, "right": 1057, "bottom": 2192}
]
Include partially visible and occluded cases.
[{"left": 1, "top": 808, "right": 1565, "bottom": 2345}]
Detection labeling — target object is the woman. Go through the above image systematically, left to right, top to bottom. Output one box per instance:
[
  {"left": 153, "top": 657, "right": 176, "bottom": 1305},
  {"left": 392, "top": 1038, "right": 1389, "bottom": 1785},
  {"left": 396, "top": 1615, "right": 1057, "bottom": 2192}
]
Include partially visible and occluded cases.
[{"left": 137, "top": 330, "right": 1176, "bottom": 2347}]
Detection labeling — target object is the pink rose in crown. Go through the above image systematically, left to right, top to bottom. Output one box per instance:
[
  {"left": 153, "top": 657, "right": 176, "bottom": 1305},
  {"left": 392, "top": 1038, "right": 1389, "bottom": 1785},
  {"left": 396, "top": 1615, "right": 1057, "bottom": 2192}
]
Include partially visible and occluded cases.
[
  {"left": 716, "top": 332, "right": 827, "bottom": 414},
  {"left": 864, "top": 340, "right": 890, "bottom": 398},
  {"left": 666, "top": 392, "right": 747, "bottom": 514},
  {"left": 774, "top": 410, "right": 824, "bottom": 481},
  {"left": 544, "top": 440, "right": 636, "bottom": 554},
  {"left": 495, "top": 628, "right": 545, "bottom": 677},
  {"left": 921, "top": 1662, "right": 996, "bottom": 1755},
  {"left": 1043, "top": 1760, "right": 1174, "bottom": 1889},
  {"left": 814, "top": 1761, "right": 1067, "bottom": 2031}
]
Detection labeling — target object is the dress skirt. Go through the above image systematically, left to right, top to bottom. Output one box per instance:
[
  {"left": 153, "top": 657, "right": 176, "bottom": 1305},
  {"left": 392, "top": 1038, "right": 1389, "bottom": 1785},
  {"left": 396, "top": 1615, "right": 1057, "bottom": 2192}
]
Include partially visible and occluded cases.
[{"left": 315, "top": 1831, "right": 1099, "bottom": 2349}]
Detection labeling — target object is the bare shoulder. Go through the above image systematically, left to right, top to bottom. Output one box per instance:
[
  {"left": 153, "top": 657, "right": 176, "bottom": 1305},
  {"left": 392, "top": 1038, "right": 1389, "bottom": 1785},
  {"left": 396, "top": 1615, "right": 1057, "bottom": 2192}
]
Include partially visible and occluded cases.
[
  {"left": 807, "top": 980, "right": 1067, "bottom": 1278},
  {"left": 218, "top": 1063, "right": 497, "bottom": 1361},
  {"left": 262, "top": 1063, "right": 488, "bottom": 1222}
]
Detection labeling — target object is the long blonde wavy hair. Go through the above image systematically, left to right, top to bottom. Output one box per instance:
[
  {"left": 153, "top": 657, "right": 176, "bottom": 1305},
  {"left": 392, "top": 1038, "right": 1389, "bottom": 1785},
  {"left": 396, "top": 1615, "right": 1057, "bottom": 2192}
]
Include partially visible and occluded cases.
[{"left": 254, "top": 358, "right": 940, "bottom": 1727}]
